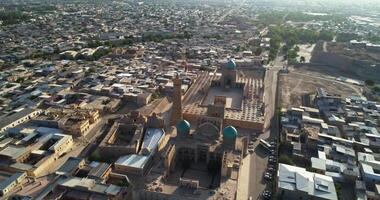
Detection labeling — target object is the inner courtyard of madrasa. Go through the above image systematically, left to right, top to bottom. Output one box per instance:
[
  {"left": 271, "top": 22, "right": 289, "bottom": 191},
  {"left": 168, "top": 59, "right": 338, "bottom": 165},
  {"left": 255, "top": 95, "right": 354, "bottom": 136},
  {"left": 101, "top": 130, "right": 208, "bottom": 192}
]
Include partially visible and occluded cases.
[{"left": 138, "top": 58, "right": 265, "bottom": 200}]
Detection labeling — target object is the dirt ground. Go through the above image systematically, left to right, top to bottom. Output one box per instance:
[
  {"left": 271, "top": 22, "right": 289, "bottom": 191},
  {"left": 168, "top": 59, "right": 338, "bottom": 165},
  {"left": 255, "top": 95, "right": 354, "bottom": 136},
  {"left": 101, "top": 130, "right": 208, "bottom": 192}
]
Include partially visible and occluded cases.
[
  {"left": 297, "top": 44, "right": 315, "bottom": 63},
  {"left": 279, "top": 66, "right": 363, "bottom": 108}
]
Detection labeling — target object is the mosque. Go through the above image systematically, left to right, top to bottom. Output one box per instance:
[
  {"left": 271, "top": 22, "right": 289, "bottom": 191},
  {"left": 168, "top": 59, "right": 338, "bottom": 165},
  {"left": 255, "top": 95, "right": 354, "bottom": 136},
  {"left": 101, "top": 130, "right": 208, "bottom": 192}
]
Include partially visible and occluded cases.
[
  {"left": 140, "top": 58, "right": 265, "bottom": 200},
  {"left": 169, "top": 59, "right": 253, "bottom": 174}
]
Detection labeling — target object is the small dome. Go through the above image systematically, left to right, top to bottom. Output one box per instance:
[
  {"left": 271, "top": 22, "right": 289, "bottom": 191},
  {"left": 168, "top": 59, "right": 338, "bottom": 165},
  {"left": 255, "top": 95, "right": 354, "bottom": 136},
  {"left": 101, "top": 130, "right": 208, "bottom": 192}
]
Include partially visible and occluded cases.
[
  {"left": 226, "top": 59, "right": 236, "bottom": 70},
  {"left": 177, "top": 120, "right": 190, "bottom": 133},
  {"left": 223, "top": 126, "right": 238, "bottom": 139}
]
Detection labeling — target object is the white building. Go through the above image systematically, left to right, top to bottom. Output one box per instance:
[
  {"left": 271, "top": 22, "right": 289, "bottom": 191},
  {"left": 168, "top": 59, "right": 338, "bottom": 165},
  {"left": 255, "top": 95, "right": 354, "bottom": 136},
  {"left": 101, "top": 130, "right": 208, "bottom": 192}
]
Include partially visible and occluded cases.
[{"left": 277, "top": 163, "right": 338, "bottom": 200}]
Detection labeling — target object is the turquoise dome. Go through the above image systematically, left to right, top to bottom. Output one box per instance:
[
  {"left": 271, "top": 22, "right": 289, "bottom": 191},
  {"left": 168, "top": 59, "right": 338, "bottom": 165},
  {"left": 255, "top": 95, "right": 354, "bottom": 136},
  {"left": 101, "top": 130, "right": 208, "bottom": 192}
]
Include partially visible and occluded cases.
[
  {"left": 226, "top": 59, "right": 236, "bottom": 70},
  {"left": 177, "top": 120, "right": 190, "bottom": 133},
  {"left": 223, "top": 126, "right": 238, "bottom": 139}
]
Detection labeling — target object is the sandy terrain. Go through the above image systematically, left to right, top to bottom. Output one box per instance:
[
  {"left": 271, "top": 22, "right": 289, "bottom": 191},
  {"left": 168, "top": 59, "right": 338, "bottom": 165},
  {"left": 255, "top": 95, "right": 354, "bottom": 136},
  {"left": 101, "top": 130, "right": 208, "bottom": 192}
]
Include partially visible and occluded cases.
[{"left": 279, "top": 66, "right": 362, "bottom": 107}]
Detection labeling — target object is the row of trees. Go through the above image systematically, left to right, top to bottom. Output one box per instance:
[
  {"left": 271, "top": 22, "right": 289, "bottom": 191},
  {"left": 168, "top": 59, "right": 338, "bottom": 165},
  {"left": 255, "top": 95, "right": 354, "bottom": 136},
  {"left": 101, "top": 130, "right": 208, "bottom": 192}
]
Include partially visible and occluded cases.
[
  {"left": 0, "top": 10, "right": 29, "bottom": 26},
  {"left": 258, "top": 11, "right": 346, "bottom": 26},
  {"left": 285, "top": 12, "right": 346, "bottom": 23},
  {"left": 268, "top": 26, "right": 334, "bottom": 61},
  {"left": 269, "top": 26, "right": 334, "bottom": 46},
  {"left": 142, "top": 31, "right": 192, "bottom": 43},
  {"left": 335, "top": 32, "right": 380, "bottom": 43}
]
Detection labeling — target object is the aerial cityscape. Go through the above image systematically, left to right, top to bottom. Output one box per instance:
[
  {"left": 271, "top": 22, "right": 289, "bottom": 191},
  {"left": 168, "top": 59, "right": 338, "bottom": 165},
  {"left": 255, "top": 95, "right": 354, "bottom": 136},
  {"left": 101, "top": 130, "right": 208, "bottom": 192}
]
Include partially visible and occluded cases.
[{"left": 0, "top": 0, "right": 380, "bottom": 199}]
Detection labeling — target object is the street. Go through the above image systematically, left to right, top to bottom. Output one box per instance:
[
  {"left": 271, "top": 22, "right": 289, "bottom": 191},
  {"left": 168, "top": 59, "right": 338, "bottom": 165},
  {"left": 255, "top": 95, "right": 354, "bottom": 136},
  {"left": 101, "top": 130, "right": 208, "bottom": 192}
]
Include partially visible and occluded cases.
[{"left": 237, "top": 64, "right": 281, "bottom": 200}]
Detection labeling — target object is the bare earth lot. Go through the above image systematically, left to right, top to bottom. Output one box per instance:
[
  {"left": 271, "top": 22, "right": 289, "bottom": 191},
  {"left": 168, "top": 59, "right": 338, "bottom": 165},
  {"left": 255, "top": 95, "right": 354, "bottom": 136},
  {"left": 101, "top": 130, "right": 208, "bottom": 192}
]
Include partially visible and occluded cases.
[{"left": 279, "top": 65, "right": 362, "bottom": 108}]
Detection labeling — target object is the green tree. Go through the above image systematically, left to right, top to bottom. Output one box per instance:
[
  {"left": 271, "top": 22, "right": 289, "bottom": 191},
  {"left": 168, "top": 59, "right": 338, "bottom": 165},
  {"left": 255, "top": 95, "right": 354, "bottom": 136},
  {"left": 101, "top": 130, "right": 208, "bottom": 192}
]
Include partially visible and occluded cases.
[
  {"left": 0, "top": 10, "right": 29, "bottom": 26},
  {"left": 318, "top": 30, "right": 334, "bottom": 42},
  {"left": 183, "top": 31, "right": 192, "bottom": 41},
  {"left": 336, "top": 33, "right": 360, "bottom": 42},
  {"left": 255, "top": 47, "right": 263, "bottom": 56},
  {"left": 288, "top": 49, "right": 298, "bottom": 60},
  {"left": 300, "top": 56, "right": 306, "bottom": 63},
  {"left": 365, "top": 79, "right": 375, "bottom": 86},
  {"left": 374, "top": 86, "right": 380, "bottom": 93},
  {"left": 88, "top": 151, "right": 111, "bottom": 163},
  {"left": 279, "top": 155, "right": 294, "bottom": 165}
]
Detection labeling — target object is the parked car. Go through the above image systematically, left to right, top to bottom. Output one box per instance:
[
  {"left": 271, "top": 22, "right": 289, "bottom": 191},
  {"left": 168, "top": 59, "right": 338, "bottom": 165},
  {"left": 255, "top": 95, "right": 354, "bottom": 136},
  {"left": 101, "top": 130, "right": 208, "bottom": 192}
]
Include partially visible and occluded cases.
[
  {"left": 269, "top": 158, "right": 277, "bottom": 163},
  {"left": 267, "top": 167, "right": 275, "bottom": 172},
  {"left": 264, "top": 172, "right": 272, "bottom": 180},
  {"left": 262, "top": 190, "right": 272, "bottom": 199}
]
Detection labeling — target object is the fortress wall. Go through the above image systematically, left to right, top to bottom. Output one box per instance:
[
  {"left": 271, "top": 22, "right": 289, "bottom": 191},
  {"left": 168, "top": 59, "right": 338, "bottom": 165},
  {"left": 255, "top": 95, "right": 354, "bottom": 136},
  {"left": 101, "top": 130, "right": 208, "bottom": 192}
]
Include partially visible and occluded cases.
[{"left": 310, "top": 42, "right": 380, "bottom": 81}]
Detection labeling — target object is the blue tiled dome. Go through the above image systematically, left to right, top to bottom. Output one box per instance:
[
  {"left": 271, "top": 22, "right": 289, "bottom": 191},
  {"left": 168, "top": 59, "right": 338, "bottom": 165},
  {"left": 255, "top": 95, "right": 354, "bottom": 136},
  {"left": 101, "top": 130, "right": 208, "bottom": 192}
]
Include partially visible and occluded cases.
[
  {"left": 226, "top": 59, "right": 236, "bottom": 70},
  {"left": 177, "top": 120, "right": 190, "bottom": 133},
  {"left": 223, "top": 126, "right": 238, "bottom": 139}
]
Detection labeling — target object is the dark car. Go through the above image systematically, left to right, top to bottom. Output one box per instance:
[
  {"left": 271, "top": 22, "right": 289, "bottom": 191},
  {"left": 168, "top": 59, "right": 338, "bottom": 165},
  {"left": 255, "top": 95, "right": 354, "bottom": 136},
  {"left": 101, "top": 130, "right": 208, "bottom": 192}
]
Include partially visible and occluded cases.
[
  {"left": 264, "top": 172, "right": 272, "bottom": 180},
  {"left": 262, "top": 190, "right": 272, "bottom": 199}
]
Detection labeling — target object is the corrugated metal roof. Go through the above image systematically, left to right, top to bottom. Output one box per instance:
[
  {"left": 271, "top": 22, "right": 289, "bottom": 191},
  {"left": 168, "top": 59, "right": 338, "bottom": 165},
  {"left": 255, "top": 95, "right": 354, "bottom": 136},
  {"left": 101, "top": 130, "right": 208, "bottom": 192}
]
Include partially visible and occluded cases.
[
  {"left": 141, "top": 128, "right": 164, "bottom": 155},
  {"left": 115, "top": 154, "right": 150, "bottom": 169}
]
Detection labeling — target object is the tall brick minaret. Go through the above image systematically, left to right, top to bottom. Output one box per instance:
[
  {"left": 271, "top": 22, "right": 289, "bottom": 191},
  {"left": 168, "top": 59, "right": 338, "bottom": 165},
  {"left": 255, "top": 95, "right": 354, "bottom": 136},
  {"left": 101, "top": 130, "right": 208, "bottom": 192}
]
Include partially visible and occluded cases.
[{"left": 170, "top": 74, "right": 183, "bottom": 126}]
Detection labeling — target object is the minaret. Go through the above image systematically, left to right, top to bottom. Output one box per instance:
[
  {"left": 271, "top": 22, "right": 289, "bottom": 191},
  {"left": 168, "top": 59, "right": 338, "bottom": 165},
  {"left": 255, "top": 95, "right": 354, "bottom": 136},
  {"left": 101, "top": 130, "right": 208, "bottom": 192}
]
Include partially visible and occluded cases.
[{"left": 170, "top": 74, "right": 183, "bottom": 126}]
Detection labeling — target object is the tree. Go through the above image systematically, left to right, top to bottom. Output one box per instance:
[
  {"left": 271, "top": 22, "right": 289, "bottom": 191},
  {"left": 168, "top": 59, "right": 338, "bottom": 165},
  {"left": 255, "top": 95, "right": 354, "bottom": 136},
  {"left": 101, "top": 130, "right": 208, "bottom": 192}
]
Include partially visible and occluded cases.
[
  {"left": 0, "top": 10, "right": 29, "bottom": 26},
  {"left": 318, "top": 30, "right": 334, "bottom": 42},
  {"left": 183, "top": 31, "right": 192, "bottom": 41},
  {"left": 336, "top": 33, "right": 360, "bottom": 43},
  {"left": 122, "top": 38, "right": 133, "bottom": 46},
  {"left": 282, "top": 45, "right": 289, "bottom": 54},
  {"left": 294, "top": 45, "right": 300, "bottom": 52},
  {"left": 255, "top": 47, "right": 263, "bottom": 56},
  {"left": 288, "top": 49, "right": 298, "bottom": 60},
  {"left": 88, "top": 67, "right": 96, "bottom": 73},
  {"left": 365, "top": 79, "right": 375, "bottom": 86},
  {"left": 374, "top": 86, "right": 380, "bottom": 93},
  {"left": 88, "top": 151, "right": 111, "bottom": 163},
  {"left": 279, "top": 155, "right": 294, "bottom": 165},
  {"left": 335, "top": 183, "right": 342, "bottom": 200}
]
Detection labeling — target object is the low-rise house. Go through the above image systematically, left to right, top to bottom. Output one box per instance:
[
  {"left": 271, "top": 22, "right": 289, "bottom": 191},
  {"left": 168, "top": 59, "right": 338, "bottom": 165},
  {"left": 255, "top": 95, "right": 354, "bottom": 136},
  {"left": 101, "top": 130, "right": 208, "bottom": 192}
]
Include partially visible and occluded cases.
[
  {"left": 0, "top": 108, "right": 42, "bottom": 134},
  {"left": 277, "top": 163, "right": 338, "bottom": 200},
  {"left": 0, "top": 172, "right": 27, "bottom": 197},
  {"left": 51, "top": 177, "right": 130, "bottom": 200}
]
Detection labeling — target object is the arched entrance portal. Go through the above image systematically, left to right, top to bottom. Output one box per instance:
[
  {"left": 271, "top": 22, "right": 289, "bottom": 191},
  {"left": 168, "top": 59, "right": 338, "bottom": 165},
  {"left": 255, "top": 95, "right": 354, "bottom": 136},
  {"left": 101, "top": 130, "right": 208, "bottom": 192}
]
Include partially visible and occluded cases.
[{"left": 225, "top": 78, "right": 232, "bottom": 87}]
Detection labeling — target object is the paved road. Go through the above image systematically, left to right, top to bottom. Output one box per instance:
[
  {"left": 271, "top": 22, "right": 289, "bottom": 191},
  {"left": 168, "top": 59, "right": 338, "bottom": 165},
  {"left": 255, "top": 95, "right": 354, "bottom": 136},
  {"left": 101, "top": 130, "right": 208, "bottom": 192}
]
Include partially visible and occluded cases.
[
  {"left": 215, "top": 0, "right": 248, "bottom": 24},
  {"left": 237, "top": 67, "right": 280, "bottom": 200},
  {"left": 249, "top": 67, "right": 280, "bottom": 199}
]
